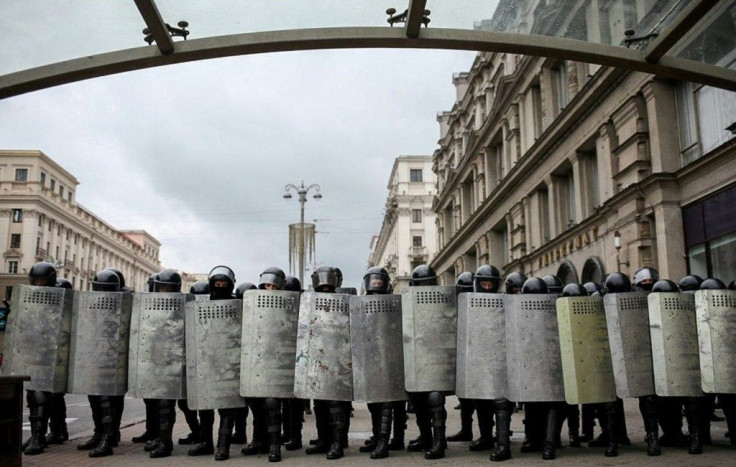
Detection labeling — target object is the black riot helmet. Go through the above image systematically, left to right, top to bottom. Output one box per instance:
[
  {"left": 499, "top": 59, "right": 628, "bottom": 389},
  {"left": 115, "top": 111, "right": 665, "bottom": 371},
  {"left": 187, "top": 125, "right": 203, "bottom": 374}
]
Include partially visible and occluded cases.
[
  {"left": 28, "top": 262, "right": 57, "bottom": 287},
  {"left": 409, "top": 264, "right": 438, "bottom": 287},
  {"left": 208, "top": 265, "right": 236, "bottom": 300},
  {"left": 312, "top": 265, "right": 339, "bottom": 293},
  {"left": 473, "top": 265, "right": 501, "bottom": 293},
  {"left": 259, "top": 267, "right": 286, "bottom": 291},
  {"left": 363, "top": 267, "right": 391, "bottom": 295},
  {"left": 633, "top": 267, "right": 659, "bottom": 291},
  {"left": 105, "top": 268, "right": 126, "bottom": 289},
  {"left": 335, "top": 268, "right": 344, "bottom": 288},
  {"left": 91, "top": 269, "right": 121, "bottom": 292},
  {"left": 154, "top": 269, "right": 182, "bottom": 293},
  {"left": 456, "top": 272, "right": 474, "bottom": 294},
  {"left": 504, "top": 272, "right": 527, "bottom": 294},
  {"left": 604, "top": 272, "right": 632, "bottom": 294},
  {"left": 146, "top": 274, "right": 157, "bottom": 292},
  {"left": 284, "top": 275, "right": 302, "bottom": 292},
  {"left": 542, "top": 275, "right": 564, "bottom": 295},
  {"left": 678, "top": 275, "right": 703, "bottom": 292},
  {"left": 522, "top": 277, "right": 548, "bottom": 294},
  {"left": 55, "top": 278, "right": 73, "bottom": 289},
  {"left": 700, "top": 278, "right": 726, "bottom": 290},
  {"left": 651, "top": 279, "right": 680, "bottom": 293},
  {"left": 189, "top": 280, "right": 209, "bottom": 295},
  {"left": 729, "top": 280, "right": 736, "bottom": 290},
  {"left": 234, "top": 282, "right": 257, "bottom": 299},
  {"left": 583, "top": 282, "right": 604, "bottom": 296},
  {"left": 562, "top": 283, "right": 588, "bottom": 297}
]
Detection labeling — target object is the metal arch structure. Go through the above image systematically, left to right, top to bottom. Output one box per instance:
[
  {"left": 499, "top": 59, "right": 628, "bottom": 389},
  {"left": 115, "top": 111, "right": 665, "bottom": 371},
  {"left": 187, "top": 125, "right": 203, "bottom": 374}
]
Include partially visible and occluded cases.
[{"left": 1, "top": 0, "right": 735, "bottom": 99}]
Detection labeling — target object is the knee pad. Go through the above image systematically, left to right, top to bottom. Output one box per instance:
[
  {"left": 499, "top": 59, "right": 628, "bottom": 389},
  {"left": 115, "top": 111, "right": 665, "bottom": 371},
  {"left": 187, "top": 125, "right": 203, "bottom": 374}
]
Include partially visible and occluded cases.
[{"left": 427, "top": 391, "right": 445, "bottom": 408}]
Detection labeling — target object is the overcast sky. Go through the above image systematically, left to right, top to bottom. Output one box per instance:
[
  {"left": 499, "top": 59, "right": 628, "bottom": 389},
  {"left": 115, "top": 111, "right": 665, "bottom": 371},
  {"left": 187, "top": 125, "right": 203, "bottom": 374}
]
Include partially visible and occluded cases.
[{"left": 0, "top": 2, "right": 495, "bottom": 288}]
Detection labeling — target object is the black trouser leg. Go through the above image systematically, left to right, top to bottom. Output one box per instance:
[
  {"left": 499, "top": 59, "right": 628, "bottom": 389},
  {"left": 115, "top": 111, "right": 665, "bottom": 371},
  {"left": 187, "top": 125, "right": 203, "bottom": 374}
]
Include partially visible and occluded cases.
[
  {"left": 24, "top": 390, "right": 50, "bottom": 455},
  {"left": 425, "top": 391, "right": 447, "bottom": 459},
  {"left": 46, "top": 392, "right": 68, "bottom": 444},
  {"left": 407, "top": 393, "right": 432, "bottom": 451},
  {"left": 720, "top": 394, "right": 736, "bottom": 445},
  {"left": 639, "top": 395, "right": 661, "bottom": 455},
  {"left": 78, "top": 396, "right": 102, "bottom": 450},
  {"left": 89, "top": 396, "right": 116, "bottom": 458},
  {"left": 657, "top": 396, "right": 686, "bottom": 446},
  {"left": 685, "top": 397, "right": 705, "bottom": 454},
  {"left": 133, "top": 398, "right": 157, "bottom": 443},
  {"left": 177, "top": 398, "right": 201, "bottom": 444},
  {"left": 242, "top": 398, "right": 267, "bottom": 455},
  {"left": 265, "top": 398, "right": 282, "bottom": 462},
  {"left": 284, "top": 398, "right": 304, "bottom": 450},
  {"left": 448, "top": 398, "right": 474, "bottom": 441},
  {"left": 149, "top": 399, "right": 175, "bottom": 458},
  {"left": 490, "top": 399, "right": 513, "bottom": 462},
  {"left": 305, "top": 400, "right": 331, "bottom": 454},
  {"left": 470, "top": 400, "right": 495, "bottom": 451},
  {"left": 326, "top": 401, "right": 346, "bottom": 459},
  {"left": 389, "top": 401, "right": 407, "bottom": 449},
  {"left": 603, "top": 401, "right": 618, "bottom": 457},
  {"left": 521, "top": 402, "right": 544, "bottom": 451},
  {"left": 362, "top": 403, "right": 381, "bottom": 452},
  {"left": 371, "top": 403, "right": 394, "bottom": 459},
  {"left": 541, "top": 403, "right": 561, "bottom": 460},
  {"left": 566, "top": 404, "right": 580, "bottom": 447},
  {"left": 581, "top": 404, "right": 596, "bottom": 441},
  {"left": 233, "top": 406, "right": 248, "bottom": 443},
  {"left": 215, "top": 408, "right": 235, "bottom": 460},
  {"left": 188, "top": 410, "right": 215, "bottom": 456}
]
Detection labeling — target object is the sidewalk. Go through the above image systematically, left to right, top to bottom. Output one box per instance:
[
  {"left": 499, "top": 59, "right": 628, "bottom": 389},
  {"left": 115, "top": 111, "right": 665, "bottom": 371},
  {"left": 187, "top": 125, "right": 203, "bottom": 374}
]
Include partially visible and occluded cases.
[{"left": 22, "top": 397, "right": 734, "bottom": 466}]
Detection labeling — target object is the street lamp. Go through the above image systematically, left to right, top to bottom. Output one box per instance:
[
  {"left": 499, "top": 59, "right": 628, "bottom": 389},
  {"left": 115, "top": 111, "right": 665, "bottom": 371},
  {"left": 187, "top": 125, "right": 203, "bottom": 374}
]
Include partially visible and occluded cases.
[
  {"left": 283, "top": 181, "right": 322, "bottom": 286},
  {"left": 614, "top": 230, "right": 629, "bottom": 271}
]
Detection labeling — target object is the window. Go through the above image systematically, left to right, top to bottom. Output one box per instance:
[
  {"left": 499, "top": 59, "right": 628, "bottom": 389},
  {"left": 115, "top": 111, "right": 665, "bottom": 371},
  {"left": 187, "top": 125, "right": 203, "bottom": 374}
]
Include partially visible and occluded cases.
[
  {"left": 554, "top": 62, "right": 569, "bottom": 110},
  {"left": 14, "top": 168, "right": 28, "bottom": 182},
  {"left": 410, "top": 169, "right": 423, "bottom": 182},
  {"left": 40, "top": 172, "right": 46, "bottom": 185},
  {"left": 50, "top": 179, "right": 56, "bottom": 191},
  {"left": 59, "top": 185, "right": 64, "bottom": 197},
  {"left": 683, "top": 185, "right": 736, "bottom": 278},
  {"left": 68, "top": 191, "right": 73, "bottom": 202},
  {"left": 12, "top": 209, "right": 22, "bottom": 223},
  {"left": 412, "top": 209, "right": 422, "bottom": 223},
  {"left": 38, "top": 214, "right": 44, "bottom": 227},
  {"left": 48, "top": 219, "right": 53, "bottom": 231},
  {"left": 10, "top": 234, "right": 21, "bottom": 248},
  {"left": 413, "top": 236, "right": 423, "bottom": 247},
  {"left": 8, "top": 261, "right": 18, "bottom": 274}
]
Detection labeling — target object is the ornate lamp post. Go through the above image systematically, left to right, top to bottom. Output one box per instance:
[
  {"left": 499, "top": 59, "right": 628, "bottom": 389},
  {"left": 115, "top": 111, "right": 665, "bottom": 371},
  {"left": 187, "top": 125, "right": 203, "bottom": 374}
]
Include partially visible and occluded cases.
[{"left": 283, "top": 181, "right": 322, "bottom": 286}]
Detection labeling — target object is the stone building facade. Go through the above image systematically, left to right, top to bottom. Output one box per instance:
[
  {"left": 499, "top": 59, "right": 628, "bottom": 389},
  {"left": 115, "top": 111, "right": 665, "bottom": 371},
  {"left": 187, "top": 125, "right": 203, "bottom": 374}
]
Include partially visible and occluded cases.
[{"left": 368, "top": 156, "right": 438, "bottom": 293}]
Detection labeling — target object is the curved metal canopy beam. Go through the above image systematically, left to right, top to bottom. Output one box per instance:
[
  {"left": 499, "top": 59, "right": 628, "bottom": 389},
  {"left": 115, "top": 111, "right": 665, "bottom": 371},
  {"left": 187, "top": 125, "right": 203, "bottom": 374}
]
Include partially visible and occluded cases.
[{"left": 2, "top": 27, "right": 735, "bottom": 100}]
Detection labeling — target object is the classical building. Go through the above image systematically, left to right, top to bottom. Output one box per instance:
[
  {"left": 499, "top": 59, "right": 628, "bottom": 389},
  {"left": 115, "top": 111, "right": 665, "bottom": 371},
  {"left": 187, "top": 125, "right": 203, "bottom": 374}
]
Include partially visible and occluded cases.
[
  {"left": 431, "top": 1, "right": 736, "bottom": 285},
  {"left": 0, "top": 150, "right": 162, "bottom": 295},
  {"left": 368, "top": 156, "right": 438, "bottom": 293}
]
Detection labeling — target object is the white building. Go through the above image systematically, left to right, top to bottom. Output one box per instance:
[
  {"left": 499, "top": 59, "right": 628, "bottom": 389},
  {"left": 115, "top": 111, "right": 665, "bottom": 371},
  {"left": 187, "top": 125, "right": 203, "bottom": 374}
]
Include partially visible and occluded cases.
[{"left": 368, "top": 156, "right": 438, "bottom": 293}]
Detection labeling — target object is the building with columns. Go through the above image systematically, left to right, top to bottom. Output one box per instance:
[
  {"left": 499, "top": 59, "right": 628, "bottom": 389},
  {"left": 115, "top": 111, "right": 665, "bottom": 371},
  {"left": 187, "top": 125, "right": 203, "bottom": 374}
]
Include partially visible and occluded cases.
[
  {"left": 431, "top": 1, "right": 736, "bottom": 285},
  {"left": 0, "top": 150, "right": 162, "bottom": 295},
  {"left": 368, "top": 156, "right": 438, "bottom": 293}
]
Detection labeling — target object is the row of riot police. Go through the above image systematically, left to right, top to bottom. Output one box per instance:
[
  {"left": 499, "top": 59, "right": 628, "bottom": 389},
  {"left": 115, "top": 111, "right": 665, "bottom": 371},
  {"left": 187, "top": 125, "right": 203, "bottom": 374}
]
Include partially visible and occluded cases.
[{"left": 3, "top": 261, "right": 735, "bottom": 463}]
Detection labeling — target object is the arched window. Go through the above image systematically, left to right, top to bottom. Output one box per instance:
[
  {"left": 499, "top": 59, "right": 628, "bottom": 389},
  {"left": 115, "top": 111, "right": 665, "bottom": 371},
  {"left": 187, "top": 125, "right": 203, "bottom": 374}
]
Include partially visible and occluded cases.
[
  {"left": 582, "top": 257, "right": 606, "bottom": 284},
  {"left": 556, "top": 260, "right": 578, "bottom": 284}
]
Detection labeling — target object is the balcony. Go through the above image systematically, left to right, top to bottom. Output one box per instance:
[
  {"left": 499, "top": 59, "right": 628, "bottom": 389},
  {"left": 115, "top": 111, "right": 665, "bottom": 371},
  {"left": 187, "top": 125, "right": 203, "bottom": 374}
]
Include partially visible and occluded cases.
[
  {"left": 409, "top": 246, "right": 428, "bottom": 259},
  {"left": 35, "top": 247, "right": 47, "bottom": 261}
]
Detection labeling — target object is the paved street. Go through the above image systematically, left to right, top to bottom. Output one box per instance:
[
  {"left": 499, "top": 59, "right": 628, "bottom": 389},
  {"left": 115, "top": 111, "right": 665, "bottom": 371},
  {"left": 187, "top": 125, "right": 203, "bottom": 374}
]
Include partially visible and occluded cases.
[{"left": 21, "top": 397, "right": 734, "bottom": 466}]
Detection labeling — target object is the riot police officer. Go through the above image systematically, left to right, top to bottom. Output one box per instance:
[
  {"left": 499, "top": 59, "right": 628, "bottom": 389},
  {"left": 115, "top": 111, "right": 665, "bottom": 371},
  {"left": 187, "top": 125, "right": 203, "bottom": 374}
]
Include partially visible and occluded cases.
[
  {"left": 304, "top": 265, "right": 350, "bottom": 460},
  {"left": 359, "top": 266, "right": 407, "bottom": 459},
  {"left": 241, "top": 267, "right": 287, "bottom": 462},
  {"left": 633, "top": 267, "right": 659, "bottom": 292},
  {"left": 77, "top": 269, "right": 125, "bottom": 458},
  {"left": 281, "top": 275, "right": 306, "bottom": 451},
  {"left": 190, "top": 280, "right": 209, "bottom": 295},
  {"left": 234, "top": 282, "right": 257, "bottom": 298}
]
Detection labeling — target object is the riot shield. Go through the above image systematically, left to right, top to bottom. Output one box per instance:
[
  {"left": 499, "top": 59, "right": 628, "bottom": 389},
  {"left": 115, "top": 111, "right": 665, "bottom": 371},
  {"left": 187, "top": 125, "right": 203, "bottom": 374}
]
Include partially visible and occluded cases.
[
  {"left": 1, "top": 285, "right": 73, "bottom": 392},
  {"left": 402, "top": 286, "right": 457, "bottom": 393},
  {"left": 240, "top": 290, "right": 300, "bottom": 398},
  {"left": 695, "top": 290, "right": 736, "bottom": 393},
  {"left": 68, "top": 292, "right": 133, "bottom": 395},
  {"left": 293, "top": 292, "right": 353, "bottom": 401},
  {"left": 603, "top": 292, "right": 655, "bottom": 398},
  {"left": 128, "top": 293, "right": 193, "bottom": 399},
  {"left": 456, "top": 293, "right": 507, "bottom": 400},
  {"left": 648, "top": 293, "right": 702, "bottom": 397},
  {"left": 193, "top": 294, "right": 210, "bottom": 302},
  {"left": 350, "top": 294, "right": 406, "bottom": 403},
  {"left": 505, "top": 294, "right": 564, "bottom": 402},
  {"left": 557, "top": 296, "right": 616, "bottom": 404},
  {"left": 185, "top": 299, "right": 245, "bottom": 410}
]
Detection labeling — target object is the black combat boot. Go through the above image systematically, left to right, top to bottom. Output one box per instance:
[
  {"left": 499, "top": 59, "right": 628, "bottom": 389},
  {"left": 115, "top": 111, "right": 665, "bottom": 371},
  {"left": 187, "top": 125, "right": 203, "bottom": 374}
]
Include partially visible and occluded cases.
[
  {"left": 425, "top": 392, "right": 447, "bottom": 459},
  {"left": 46, "top": 393, "right": 69, "bottom": 445},
  {"left": 408, "top": 395, "right": 433, "bottom": 452},
  {"left": 639, "top": 396, "right": 661, "bottom": 456},
  {"left": 89, "top": 397, "right": 115, "bottom": 458},
  {"left": 132, "top": 398, "right": 158, "bottom": 443},
  {"left": 265, "top": 398, "right": 282, "bottom": 462},
  {"left": 284, "top": 398, "right": 304, "bottom": 450},
  {"left": 447, "top": 398, "right": 474, "bottom": 441},
  {"left": 686, "top": 398, "right": 703, "bottom": 454},
  {"left": 177, "top": 399, "right": 201, "bottom": 445},
  {"left": 150, "top": 400, "right": 175, "bottom": 458},
  {"left": 241, "top": 400, "right": 267, "bottom": 455},
  {"left": 470, "top": 400, "right": 495, "bottom": 451},
  {"left": 490, "top": 400, "right": 512, "bottom": 462},
  {"left": 305, "top": 401, "right": 330, "bottom": 454},
  {"left": 388, "top": 401, "right": 406, "bottom": 450},
  {"left": 604, "top": 401, "right": 618, "bottom": 457},
  {"left": 326, "top": 402, "right": 346, "bottom": 460},
  {"left": 361, "top": 403, "right": 381, "bottom": 452},
  {"left": 521, "top": 403, "right": 543, "bottom": 452},
  {"left": 567, "top": 403, "right": 581, "bottom": 447},
  {"left": 371, "top": 404, "right": 393, "bottom": 459},
  {"left": 580, "top": 404, "right": 596, "bottom": 442},
  {"left": 541, "top": 405, "right": 558, "bottom": 460},
  {"left": 232, "top": 406, "right": 248, "bottom": 444},
  {"left": 24, "top": 408, "right": 48, "bottom": 455},
  {"left": 215, "top": 409, "right": 235, "bottom": 461},
  {"left": 188, "top": 410, "right": 215, "bottom": 456}
]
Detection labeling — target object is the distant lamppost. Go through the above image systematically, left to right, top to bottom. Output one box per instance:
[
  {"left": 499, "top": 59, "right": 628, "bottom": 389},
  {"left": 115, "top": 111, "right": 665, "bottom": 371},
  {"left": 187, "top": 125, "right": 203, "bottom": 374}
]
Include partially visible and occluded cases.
[
  {"left": 283, "top": 181, "right": 322, "bottom": 286},
  {"left": 614, "top": 230, "right": 629, "bottom": 272}
]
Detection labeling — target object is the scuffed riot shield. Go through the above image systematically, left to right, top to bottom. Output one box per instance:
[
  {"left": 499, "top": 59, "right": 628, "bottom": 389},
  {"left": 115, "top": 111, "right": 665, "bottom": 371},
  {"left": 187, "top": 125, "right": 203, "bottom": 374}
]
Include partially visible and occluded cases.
[
  {"left": 1, "top": 285, "right": 73, "bottom": 392},
  {"left": 402, "top": 286, "right": 457, "bottom": 393},
  {"left": 240, "top": 290, "right": 300, "bottom": 398},
  {"left": 695, "top": 290, "right": 736, "bottom": 393},
  {"left": 68, "top": 292, "right": 133, "bottom": 395},
  {"left": 293, "top": 292, "right": 353, "bottom": 401},
  {"left": 603, "top": 292, "right": 655, "bottom": 398},
  {"left": 128, "top": 293, "right": 193, "bottom": 400},
  {"left": 456, "top": 293, "right": 507, "bottom": 400},
  {"left": 648, "top": 293, "right": 702, "bottom": 397},
  {"left": 193, "top": 294, "right": 210, "bottom": 301},
  {"left": 350, "top": 294, "right": 406, "bottom": 403},
  {"left": 505, "top": 294, "right": 564, "bottom": 402},
  {"left": 557, "top": 297, "right": 616, "bottom": 404},
  {"left": 185, "top": 299, "right": 245, "bottom": 410}
]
